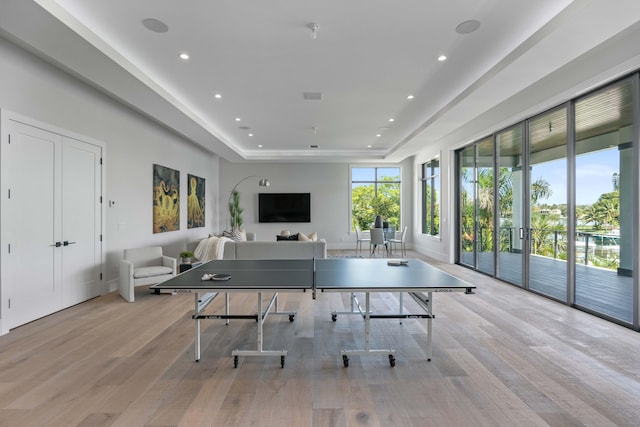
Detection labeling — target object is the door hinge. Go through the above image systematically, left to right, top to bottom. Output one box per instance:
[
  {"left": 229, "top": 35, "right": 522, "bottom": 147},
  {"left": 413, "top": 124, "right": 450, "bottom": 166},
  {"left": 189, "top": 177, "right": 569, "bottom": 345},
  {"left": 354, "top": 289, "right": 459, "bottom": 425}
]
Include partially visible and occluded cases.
[
  {"left": 8, "top": 134, "right": 11, "bottom": 144},
  {"left": 100, "top": 157, "right": 103, "bottom": 165},
  {"left": 7, "top": 189, "right": 10, "bottom": 199},
  {"left": 100, "top": 196, "right": 103, "bottom": 203},
  {"left": 100, "top": 234, "right": 103, "bottom": 242},
  {"left": 8, "top": 243, "right": 10, "bottom": 254},
  {"left": 100, "top": 273, "right": 103, "bottom": 280},
  {"left": 8, "top": 298, "right": 10, "bottom": 309}
]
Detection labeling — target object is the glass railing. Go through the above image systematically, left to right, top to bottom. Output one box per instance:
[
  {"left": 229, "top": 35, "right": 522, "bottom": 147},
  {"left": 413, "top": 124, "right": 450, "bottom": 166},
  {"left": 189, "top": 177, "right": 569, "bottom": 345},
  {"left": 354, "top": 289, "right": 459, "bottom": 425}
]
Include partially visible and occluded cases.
[{"left": 496, "top": 227, "right": 620, "bottom": 270}]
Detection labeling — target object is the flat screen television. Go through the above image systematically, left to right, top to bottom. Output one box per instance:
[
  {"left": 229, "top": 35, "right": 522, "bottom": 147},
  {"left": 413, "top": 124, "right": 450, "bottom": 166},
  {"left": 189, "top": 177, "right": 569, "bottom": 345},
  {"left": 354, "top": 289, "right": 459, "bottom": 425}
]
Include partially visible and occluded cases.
[{"left": 259, "top": 193, "right": 311, "bottom": 223}]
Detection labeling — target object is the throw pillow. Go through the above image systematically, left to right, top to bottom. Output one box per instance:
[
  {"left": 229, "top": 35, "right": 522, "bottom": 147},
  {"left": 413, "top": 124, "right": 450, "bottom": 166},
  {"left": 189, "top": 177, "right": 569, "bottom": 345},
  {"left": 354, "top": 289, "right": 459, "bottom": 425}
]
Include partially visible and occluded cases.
[
  {"left": 238, "top": 228, "right": 247, "bottom": 241},
  {"left": 223, "top": 229, "right": 243, "bottom": 242},
  {"left": 280, "top": 229, "right": 291, "bottom": 237},
  {"left": 298, "top": 231, "right": 318, "bottom": 241},
  {"left": 298, "top": 232, "right": 310, "bottom": 241},
  {"left": 276, "top": 234, "right": 298, "bottom": 241}
]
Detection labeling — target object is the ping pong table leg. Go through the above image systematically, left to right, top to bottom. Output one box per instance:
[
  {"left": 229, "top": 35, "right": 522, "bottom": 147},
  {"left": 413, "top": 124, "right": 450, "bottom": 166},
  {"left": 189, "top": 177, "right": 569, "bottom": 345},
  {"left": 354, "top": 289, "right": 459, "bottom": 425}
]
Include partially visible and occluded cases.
[
  {"left": 231, "top": 291, "right": 288, "bottom": 368},
  {"left": 427, "top": 291, "right": 433, "bottom": 361},
  {"left": 225, "top": 292, "right": 230, "bottom": 325},
  {"left": 257, "top": 292, "right": 263, "bottom": 353},
  {"left": 340, "top": 292, "right": 396, "bottom": 368},
  {"left": 364, "top": 292, "right": 370, "bottom": 352},
  {"left": 195, "top": 293, "right": 201, "bottom": 361}
]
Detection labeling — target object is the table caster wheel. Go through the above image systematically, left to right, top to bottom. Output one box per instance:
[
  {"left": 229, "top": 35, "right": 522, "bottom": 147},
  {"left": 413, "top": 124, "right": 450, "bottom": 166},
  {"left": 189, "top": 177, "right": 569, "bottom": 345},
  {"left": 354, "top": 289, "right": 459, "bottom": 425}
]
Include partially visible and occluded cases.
[
  {"left": 289, "top": 314, "right": 295, "bottom": 322},
  {"left": 331, "top": 314, "right": 337, "bottom": 322},
  {"left": 389, "top": 354, "right": 396, "bottom": 367},
  {"left": 233, "top": 355, "right": 239, "bottom": 368},
  {"left": 281, "top": 355, "right": 285, "bottom": 368},
  {"left": 342, "top": 355, "right": 349, "bottom": 368}
]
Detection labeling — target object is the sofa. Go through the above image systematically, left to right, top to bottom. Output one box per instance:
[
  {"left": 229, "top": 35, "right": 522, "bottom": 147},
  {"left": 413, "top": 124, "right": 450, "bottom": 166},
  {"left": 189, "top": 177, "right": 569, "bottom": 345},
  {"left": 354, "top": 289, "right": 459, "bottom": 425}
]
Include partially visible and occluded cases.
[{"left": 222, "top": 239, "right": 327, "bottom": 260}]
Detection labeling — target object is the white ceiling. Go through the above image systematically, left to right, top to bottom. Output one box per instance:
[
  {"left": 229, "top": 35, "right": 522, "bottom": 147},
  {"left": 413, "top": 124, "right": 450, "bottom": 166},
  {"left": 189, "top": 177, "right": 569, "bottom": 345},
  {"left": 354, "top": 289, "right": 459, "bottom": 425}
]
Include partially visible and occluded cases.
[{"left": 2, "top": 1, "right": 640, "bottom": 162}]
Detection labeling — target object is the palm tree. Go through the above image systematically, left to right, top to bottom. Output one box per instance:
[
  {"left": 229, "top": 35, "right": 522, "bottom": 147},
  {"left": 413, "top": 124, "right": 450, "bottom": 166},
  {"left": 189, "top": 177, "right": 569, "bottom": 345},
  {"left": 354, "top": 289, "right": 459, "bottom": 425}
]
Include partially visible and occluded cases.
[{"left": 531, "top": 177, "right": 552, "bottom": 205}]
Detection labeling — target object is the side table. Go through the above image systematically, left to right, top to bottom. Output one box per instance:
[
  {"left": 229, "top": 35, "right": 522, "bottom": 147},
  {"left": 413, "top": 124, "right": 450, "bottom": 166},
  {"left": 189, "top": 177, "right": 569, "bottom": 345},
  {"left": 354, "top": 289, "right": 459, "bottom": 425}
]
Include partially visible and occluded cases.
[{"left": 179, "top": 261, "right": 203, "bottom": 273}]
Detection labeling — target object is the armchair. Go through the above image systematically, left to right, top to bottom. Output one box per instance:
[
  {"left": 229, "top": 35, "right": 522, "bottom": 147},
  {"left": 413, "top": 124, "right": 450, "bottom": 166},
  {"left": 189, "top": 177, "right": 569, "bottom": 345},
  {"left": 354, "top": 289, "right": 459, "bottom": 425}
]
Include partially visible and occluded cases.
[{"left": 119, "top": 246, "right": 177, "bottom": 302}]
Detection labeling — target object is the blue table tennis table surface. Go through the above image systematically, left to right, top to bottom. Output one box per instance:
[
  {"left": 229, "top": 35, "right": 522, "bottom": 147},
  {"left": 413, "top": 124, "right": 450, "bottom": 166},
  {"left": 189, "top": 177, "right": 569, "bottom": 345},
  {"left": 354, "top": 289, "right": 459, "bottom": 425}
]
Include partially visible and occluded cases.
[{"left": 152, "top": 258, "right": 474, "bottom": 293}]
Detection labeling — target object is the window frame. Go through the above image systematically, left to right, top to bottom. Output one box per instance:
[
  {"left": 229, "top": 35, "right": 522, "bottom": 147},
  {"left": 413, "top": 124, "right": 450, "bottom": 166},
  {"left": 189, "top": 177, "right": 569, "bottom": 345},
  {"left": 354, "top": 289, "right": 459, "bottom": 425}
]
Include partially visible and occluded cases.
[
  {"left": 421, "top": 157, "right": 440, "bottom": 236},
  {"left": 350, "top": 165, "right": 402, "bottom": 232}
]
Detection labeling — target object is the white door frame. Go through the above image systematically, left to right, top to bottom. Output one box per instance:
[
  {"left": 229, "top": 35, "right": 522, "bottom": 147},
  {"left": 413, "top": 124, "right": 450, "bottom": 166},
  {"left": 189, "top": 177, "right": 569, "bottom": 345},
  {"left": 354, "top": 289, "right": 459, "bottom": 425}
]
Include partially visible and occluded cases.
[{"left": 0, "top": 110, "right": 106, "bottom": 335}]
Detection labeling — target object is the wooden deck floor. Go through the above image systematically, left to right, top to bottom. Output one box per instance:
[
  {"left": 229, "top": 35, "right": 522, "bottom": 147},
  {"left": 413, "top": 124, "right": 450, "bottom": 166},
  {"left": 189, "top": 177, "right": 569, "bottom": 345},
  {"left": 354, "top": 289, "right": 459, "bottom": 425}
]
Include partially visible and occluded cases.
[
  {"left": 0, "top": 250, "right": 639, "bottom": 427},
  {"left": 461, "top": 251, "right": 634, "bottom": 324}
]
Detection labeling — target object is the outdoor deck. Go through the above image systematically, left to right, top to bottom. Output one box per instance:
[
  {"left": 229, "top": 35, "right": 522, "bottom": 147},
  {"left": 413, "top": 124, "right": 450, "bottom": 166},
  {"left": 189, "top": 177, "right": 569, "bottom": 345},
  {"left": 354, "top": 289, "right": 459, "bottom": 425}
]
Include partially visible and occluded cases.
[{"left": 461, "top": 252, "right": 633, "bottom": 324}]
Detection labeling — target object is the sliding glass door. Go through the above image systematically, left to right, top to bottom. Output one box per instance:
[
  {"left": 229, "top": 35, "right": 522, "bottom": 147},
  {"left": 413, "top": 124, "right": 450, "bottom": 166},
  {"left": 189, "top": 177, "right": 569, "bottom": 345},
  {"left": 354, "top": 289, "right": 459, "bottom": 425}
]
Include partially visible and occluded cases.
[
  {"left": 455, "top": 74, "right": 637, "bottom": 329},
  {"left": 574, "top": 80, "right": 633, "bottom": 323},
  {"left": 528, "top": 107, "right": 568, "bottom": 300},
  {"left": 495, "top": 128, "right": 523, "bottom": 286},
  {"left": 476, "top": 137, "right": 495, "bottom": 276},
  {"left": 458, "top": 146, "right": 476, "bottom": 268}
]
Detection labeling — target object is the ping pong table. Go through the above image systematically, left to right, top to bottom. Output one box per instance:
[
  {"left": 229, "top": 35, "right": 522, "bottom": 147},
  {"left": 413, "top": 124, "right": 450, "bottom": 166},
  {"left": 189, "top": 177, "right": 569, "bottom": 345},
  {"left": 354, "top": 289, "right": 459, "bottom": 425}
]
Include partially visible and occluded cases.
[{"left": 151, "top": 258, "right": 474, "bottom": 368}]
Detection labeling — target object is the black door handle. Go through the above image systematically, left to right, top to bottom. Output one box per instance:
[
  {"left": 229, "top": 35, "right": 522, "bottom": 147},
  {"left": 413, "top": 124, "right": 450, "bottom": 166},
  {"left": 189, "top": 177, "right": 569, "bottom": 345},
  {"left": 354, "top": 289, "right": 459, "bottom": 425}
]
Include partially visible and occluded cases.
[
  {"left": 63, "top": 241, "right": 76, "bottom": 246},
  {"left": 51, "top": 242, "right": 62, "bottom": 247}
]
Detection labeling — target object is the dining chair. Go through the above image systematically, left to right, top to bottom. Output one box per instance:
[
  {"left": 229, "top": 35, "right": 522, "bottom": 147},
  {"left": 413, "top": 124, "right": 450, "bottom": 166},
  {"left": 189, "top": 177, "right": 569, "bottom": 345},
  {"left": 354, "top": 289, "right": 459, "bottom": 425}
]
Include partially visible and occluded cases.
[
  {"left": 355, "top": 225, "right": 370, "bottom": 256},
  {"left": 388, "top": 226, "right": 408, "bottom": 257},
  {"left": 369, "top": 227, "right": 389, "bottom": 256}
]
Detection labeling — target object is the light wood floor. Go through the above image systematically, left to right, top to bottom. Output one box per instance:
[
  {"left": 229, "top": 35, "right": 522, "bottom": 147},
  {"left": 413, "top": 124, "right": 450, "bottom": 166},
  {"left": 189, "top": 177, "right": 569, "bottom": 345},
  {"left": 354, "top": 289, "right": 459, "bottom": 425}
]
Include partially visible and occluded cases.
[{"left": 1, "top": 250, "right": 639, "bottom": 427}]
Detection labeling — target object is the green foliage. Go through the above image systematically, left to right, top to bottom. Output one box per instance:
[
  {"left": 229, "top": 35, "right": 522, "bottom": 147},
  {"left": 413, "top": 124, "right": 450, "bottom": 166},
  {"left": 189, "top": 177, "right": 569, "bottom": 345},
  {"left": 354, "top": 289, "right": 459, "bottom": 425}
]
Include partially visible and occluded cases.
[
  {"left": 461, "top": 161, "right": 622, "bottom": 272},
  {"left": 351, "top": 180, "right": 400, "bottom": 231},
  {"left": 228, "top": 190, "right": 243, "bottom": 230},
  {"left": 578, "top": 191, "right": 619, "bottom": 230},
  {"left": 180, "top": 250, "right": 194, "bottom": 259}
]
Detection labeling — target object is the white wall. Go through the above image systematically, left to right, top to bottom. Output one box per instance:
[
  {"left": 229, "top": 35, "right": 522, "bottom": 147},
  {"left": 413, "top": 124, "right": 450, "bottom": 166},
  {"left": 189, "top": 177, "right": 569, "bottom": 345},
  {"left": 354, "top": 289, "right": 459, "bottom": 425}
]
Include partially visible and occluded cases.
[
  {"left": 0, "top": 37, "right": 220, "bottom": 290},
  {"left": 220, "top": 158, "right": 413, "bottom": 248}
]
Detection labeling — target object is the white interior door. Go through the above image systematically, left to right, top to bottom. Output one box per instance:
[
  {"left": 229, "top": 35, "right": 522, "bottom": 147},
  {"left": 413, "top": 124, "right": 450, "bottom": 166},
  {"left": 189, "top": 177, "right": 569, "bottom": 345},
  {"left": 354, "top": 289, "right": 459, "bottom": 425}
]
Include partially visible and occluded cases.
[
  {"left": 2, "top": 118, "right": 103, "bottom": 332},
  {"left": 2, "top": 120, "right": 62, "bottom": 329},
  {"left": 62, "top": 137, "right": 102, "bottom": 306}
]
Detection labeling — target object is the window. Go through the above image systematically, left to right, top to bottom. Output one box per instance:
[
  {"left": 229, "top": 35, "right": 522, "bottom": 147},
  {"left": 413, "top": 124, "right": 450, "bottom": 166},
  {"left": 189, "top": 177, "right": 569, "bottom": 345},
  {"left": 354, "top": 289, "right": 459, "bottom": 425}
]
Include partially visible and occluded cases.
[
  {"left": 421, "top": 158, "right": 440, "bottom": 236},
  {"left": 351, "top": 167, "right": 401, "bottom": 231}
]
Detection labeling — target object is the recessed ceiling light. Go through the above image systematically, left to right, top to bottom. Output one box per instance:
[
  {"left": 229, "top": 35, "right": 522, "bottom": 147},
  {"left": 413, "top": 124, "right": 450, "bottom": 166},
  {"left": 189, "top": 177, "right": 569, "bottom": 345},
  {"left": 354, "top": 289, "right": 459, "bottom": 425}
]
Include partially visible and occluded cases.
[
  {"left": 142, "top": 18, "right": 168, "bottom": 33},
  {"left": 456, "top": 20, "right": 481, "bottom": 35},
  {"left": 179, "top": 52, "right": 190, "bottom": 60},
  {"left": 438, "top": 55, "right": 447, "bottom": 61},
  {"left": 213, "top": 93, "right": 222, "bottom": 99},
  {"left": 407, "top": 95, "right": 414, "bottom": 100},
  {"left": 235, "top": 117, "right": 241, "bottom": 122},
  {"left": 388, "top": 118, "right": 395, "bottom": 122},
  {"left": 248, "top": 133, "right": 253, "bottom": 137},
  {"left": 376, "top": 134, "right": 381, "bottom": 137},
  {"left": 258, "top": 144, "right": 263, "bottom": 148},
  {"left": 367, "top": 145, "right": 372, "bottom": 148}
]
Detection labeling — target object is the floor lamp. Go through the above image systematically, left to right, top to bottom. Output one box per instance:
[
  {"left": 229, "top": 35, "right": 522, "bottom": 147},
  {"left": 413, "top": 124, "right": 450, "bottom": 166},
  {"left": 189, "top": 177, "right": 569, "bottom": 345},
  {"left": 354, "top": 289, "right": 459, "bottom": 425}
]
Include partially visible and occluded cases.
[{"left": 226, "top": 176, "right": 270, "bottom": 230}]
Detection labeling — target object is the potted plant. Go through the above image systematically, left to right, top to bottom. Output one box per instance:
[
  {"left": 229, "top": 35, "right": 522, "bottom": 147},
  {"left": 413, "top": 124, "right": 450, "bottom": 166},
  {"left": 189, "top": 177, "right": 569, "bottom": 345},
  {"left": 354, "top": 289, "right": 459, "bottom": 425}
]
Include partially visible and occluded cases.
[
  {"left": 229, "top": 190, "right": 244, "bottom": 231},
  {"left": 180, "top": 250, "right": 194, "bottom": 264}
]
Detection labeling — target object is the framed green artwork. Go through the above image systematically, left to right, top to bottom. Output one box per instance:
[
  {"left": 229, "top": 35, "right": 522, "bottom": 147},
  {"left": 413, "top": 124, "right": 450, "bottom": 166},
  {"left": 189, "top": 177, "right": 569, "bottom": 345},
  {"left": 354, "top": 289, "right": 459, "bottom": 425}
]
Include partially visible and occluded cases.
[{"left": 153, "top": 164, "right": 180, "bottom": 233}]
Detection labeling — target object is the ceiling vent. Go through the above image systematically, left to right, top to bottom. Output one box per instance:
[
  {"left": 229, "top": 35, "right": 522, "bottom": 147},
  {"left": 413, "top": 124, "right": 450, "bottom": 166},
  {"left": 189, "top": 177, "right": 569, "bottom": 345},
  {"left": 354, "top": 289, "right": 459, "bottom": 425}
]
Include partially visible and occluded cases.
[
  {"left": 303, "top": 92, "right": 322, "bottom": 100},
  {"left": 309, "top": 144, "right": 319, "bottom": 149}
]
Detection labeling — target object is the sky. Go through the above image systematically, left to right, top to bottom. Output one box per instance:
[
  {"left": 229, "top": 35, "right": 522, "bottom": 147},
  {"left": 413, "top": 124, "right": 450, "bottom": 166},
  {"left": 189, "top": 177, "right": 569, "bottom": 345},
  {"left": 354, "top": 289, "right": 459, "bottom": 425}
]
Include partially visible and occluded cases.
[{"left": 531, "top": 148, "right": 619, "bottom": 206}]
